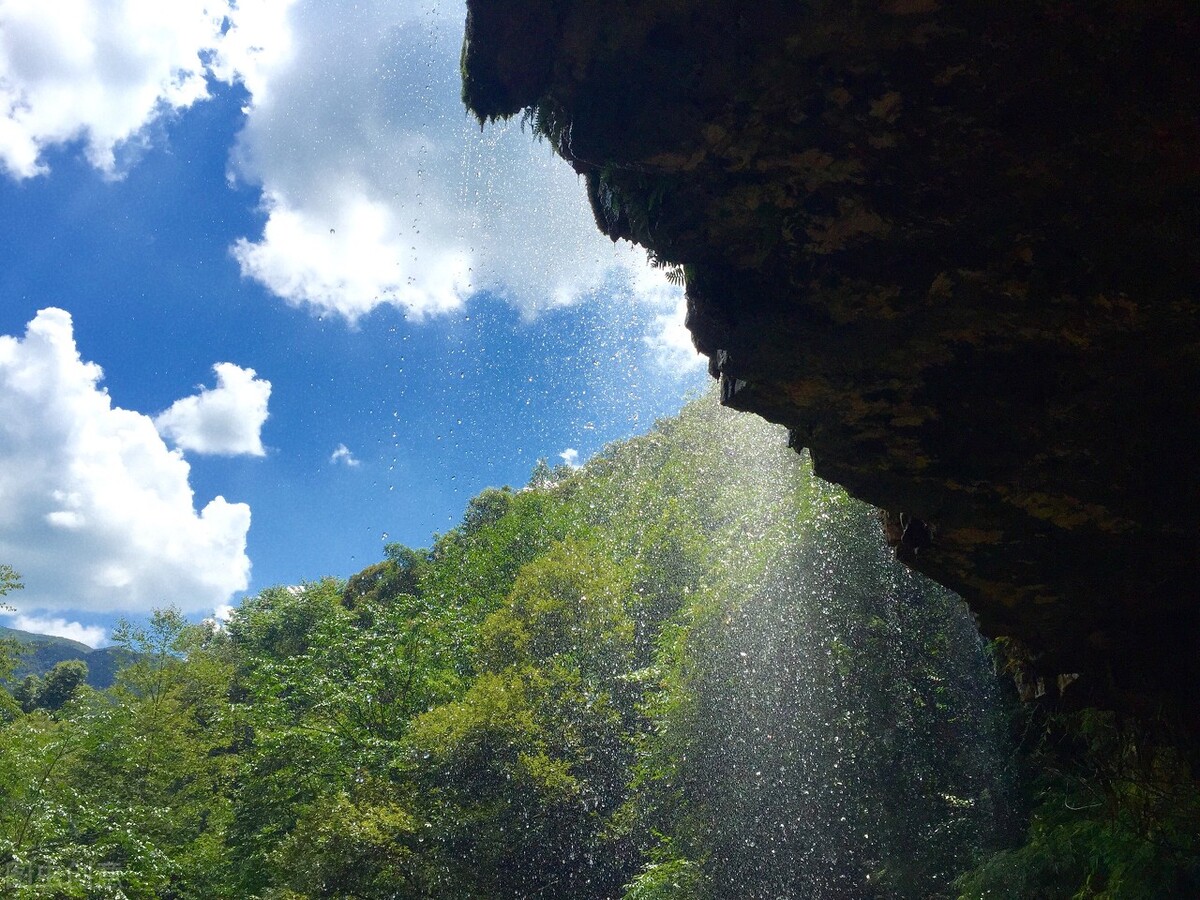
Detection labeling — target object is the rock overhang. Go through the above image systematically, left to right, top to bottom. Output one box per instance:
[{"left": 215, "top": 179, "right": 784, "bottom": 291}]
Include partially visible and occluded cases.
[{"left": 460, "top": 0, "right": 1200, "bottom": 730}]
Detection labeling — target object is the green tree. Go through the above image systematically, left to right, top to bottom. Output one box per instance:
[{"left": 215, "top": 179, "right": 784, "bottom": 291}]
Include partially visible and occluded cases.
[
  {"left": 0, "top": 393, "right": 1026, "bottom": 898},
  {"left": 627, "top": 472, "right": 1008, "bottom": 899},
  {"left": 419, "top": 478, "right": 585, "bottom": 677},
  {"left": 408, "top": 539, "right": 645, "bottom": 898},
  {"left": 342, "top": 542, "right": 430, "bottom": 609},
  {"left": 0, "top": 564, "right": 20, "bottom": 599},
  {"left": 1, "top": 565, "right": 24, "bottom": 716},
  {"left": 222, "top": 578, "right": 461, "bottom": 897},
  {"left": 0, "top": 606, "right": 243, "bottom": 898},
  {"left": 29, "top": 660, "right": 88, "bottom": 713},
  {"left": 11, "top": 676, "right": 40, "bottom": 715},
  {"left": 0, "top": 712, "right": 96, "bottom": 898}
]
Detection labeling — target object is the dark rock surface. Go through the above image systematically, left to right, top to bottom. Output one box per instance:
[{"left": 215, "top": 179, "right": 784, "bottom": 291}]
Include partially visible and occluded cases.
[{"left": 461, "top": 0, "right": 1200, "bottom": 729}]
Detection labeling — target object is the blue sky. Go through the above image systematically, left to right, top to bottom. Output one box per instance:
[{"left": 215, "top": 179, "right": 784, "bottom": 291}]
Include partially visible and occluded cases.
[{"left": 0, "top": 1, "right": 706, "bottom": 645}]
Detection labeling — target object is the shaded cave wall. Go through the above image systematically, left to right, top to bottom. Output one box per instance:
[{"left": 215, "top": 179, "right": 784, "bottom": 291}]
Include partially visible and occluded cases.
[{"left": 460, "top": 0, "right": 1200, "bottom": 730}]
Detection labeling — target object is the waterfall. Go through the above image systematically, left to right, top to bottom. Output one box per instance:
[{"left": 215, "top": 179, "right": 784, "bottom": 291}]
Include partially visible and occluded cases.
[{"left": 628, "top": 406, "right": 1014, "bottom": 899}]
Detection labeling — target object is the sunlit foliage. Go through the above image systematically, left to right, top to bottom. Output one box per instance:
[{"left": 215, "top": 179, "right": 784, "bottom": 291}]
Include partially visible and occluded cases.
[{"left": 0, "top": 393, "right": 1034, "bottom": 898}]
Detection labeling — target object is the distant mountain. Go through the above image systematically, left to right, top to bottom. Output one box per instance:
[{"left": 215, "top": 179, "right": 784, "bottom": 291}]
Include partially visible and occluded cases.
[
  {"left": 0, "top": 625, "right": 92, "bottom": 654},
  {"left": 1, "top": 626, "right": 130, "bottom": 689}
]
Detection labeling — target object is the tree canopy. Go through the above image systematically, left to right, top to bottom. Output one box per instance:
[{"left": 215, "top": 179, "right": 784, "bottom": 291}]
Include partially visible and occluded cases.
[{"left": 3, "top": 393, "right": 1179, "bottom": 897}]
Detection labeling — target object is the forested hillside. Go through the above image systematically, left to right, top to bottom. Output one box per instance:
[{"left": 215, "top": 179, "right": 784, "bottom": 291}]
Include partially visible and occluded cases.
[
  {"left": 1, "top": 394, "right": 1010, "bottom": 898},
  {"left": 0, "top": 627, "right": 128, "bottom": 691}
]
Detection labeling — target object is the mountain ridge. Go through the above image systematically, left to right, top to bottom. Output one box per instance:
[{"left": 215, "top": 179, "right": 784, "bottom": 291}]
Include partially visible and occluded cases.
[{"left": 1, "top": 625, "right": 126, "bottom": 689}]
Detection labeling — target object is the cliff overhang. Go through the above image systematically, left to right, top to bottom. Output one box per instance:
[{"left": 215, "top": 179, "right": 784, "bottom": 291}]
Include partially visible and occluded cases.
[{"left": 461, "top": 0, "right": 1200, "bottom": 730}]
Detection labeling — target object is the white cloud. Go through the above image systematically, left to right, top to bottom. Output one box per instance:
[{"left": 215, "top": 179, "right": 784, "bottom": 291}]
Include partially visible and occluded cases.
[
  {"left": 0, "top": 0, "right": 233, "bottom": 178},
  {"left": 1, "top": 0, "right": 702, "bottom": 357},
  {"left": 205, "top": 0, "right": 300, "bottom": 102},
  {"left": 225, "top": 0, "right": 662, "bottom": 322},
  {"left": 231, "top": 189, "right": 473, "bottom": 320},
  {"left": 607, "top": 261, "right": 705, "bottom": 376},
  {"left": 643, "top": 289, "right": 706, "bottom": 375},
  {"left": 0, "top": 309, "right": 252, "bottom": 614},
  {"left": 154, "top": 363, "right": 271, "bottom": 457},
  {"left": 330, "top": 443, "right": 360, "bottom": 467},
  {"left": 558, "top": 448, "right": 580, "bottom": 469},
  {"left": 4, "top": 613, "right": 107, "bottom": 648}
]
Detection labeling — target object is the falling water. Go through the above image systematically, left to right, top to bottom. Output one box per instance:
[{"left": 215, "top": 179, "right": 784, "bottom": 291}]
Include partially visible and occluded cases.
[{"left": 628, "top": 399, "right": 1014, "bottom": 899}]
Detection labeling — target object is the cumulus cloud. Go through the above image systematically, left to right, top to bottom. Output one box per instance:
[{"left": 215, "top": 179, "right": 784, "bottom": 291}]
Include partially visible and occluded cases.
[
  {"left": 0, "top": 0, "right": 232, "bottom": 178},
  {"left": 0, "top": 0, "right": 304, "bottom": 179},
  {"left": 2, "top": 0, "right": 699, "bottom": 351},
  {"left": 226, "top": 0, "right": 661, "bottom": 321},
  {"left": 608, "top": 261, "right": 705, "bottom": 376},
  {"left": 643, "top": 290, "right": 706, "bottom": 375},
  {"left": 0, "top": 309, "right": 251, "bottom": 614},
  {"left": 154, "top": 363, "right": 271, "bottom": 456},
  {"left": 330, "top": 443, "right": 360, "bottom": 467},
  {"left": 558, "top": 448, "right": 580, "bottom": 469},
  {"left": 208, "top": 602, "right": 236, "bottom": 629},
  {"left": 4, "top": 613, "right": 107, "bottom": 648}
]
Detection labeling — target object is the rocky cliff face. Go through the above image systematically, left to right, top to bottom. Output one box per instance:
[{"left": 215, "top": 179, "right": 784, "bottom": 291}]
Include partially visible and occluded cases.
[{"left": 461, "top": 0, "right": 1200, "bottom": 729}]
